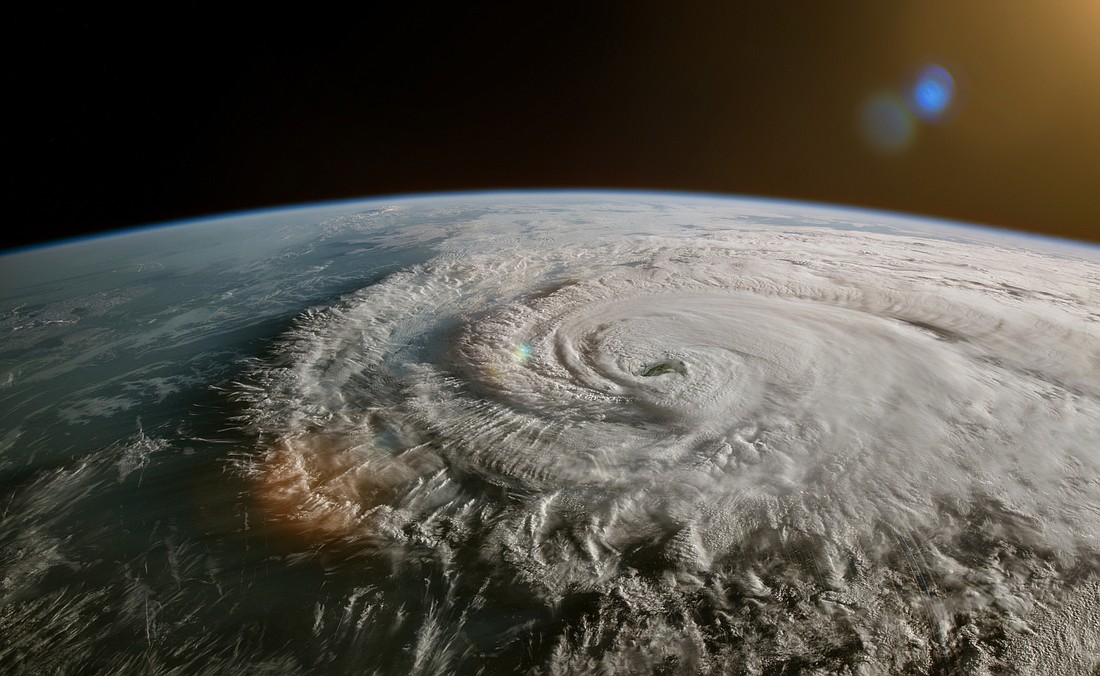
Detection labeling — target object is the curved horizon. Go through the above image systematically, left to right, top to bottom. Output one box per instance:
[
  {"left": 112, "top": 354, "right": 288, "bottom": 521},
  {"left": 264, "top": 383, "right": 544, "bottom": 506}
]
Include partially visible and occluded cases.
[{"left": 6, "top": 189, "right": 1099, "bottom": 258}]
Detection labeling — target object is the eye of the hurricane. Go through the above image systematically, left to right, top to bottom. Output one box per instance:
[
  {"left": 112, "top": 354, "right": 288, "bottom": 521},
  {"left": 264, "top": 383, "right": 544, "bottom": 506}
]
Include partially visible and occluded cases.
[{"left": 635, "top": 358, "right": 687, "bottom": 377}]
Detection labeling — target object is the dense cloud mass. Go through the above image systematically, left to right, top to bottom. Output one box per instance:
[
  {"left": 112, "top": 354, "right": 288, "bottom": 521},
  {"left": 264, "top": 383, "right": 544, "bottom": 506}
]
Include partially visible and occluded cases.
[
  {"left": 3, "top": 195, "right": 1100, "bottom": 673},
  {"left": 238, "top": 222, "right": 1100, "bottom": 673}
]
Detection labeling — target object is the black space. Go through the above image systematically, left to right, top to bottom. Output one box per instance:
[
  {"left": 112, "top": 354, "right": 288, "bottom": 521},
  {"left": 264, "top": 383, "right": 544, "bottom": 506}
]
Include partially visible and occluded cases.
[{"left": 5, "top": 4, "right": 1099, "bottom": 251}]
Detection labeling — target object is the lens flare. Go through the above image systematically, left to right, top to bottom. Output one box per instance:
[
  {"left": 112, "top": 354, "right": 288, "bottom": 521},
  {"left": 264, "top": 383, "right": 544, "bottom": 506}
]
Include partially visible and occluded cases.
[
  {"left": 908, "top": 64, "right": 955, "bottom": 121},
  {"left": 859, "top": 93, "right": 915, "bottom": 154},
  {"left": 513, "top": 342, "right": 534, "bottom": 364}
]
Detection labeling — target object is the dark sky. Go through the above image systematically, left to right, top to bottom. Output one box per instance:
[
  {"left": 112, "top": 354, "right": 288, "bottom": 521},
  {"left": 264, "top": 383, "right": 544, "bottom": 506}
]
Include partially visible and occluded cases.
[{"left": 6, "top": 3, "right": 1100, "bottom": 251}]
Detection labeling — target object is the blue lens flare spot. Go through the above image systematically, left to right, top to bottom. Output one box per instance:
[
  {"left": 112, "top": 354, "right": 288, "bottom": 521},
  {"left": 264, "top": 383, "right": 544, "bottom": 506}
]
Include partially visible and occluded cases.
[
  {"left": 908, "top": 65, "right": 955, "bottom": 121},
  {"left": 859, "top": 94, "right": 915, "bottom": 154},
  {"left": 513, "top": 343, "right": 534, "bottom": 364}
]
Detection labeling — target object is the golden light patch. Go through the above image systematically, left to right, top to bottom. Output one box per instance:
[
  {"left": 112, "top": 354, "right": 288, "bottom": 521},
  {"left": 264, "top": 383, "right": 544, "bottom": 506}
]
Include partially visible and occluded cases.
[{"left": 252, "top": 433, "right": 418, "bottom": 543}]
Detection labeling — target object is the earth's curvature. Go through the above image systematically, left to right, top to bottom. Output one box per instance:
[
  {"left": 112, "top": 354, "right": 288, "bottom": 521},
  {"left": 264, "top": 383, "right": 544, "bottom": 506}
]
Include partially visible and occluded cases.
[{"left": 2, "top": 192, "right": 1099, "bottom": 674}]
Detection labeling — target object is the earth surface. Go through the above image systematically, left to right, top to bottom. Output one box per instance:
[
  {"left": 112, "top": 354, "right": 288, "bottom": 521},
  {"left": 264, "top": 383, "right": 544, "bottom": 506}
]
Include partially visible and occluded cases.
[{"left": 2, "top": 192, "right": 1099, "bottom": 674}]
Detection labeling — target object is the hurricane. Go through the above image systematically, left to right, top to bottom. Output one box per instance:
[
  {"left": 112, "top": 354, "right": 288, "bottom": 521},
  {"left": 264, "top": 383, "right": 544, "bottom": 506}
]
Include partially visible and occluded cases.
[
  {"left": 4, "top": 193, "right": 1100, "bottom": 673},
  {"left": 235, "top": 216, "right": 1100, "bottom": 672}
]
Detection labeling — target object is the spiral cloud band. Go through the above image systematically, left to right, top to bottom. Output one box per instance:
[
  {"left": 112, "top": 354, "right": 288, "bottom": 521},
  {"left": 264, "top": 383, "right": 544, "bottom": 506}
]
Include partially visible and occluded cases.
[{"left": 237, "top": 202, "right": 1100, "bottom": 673}]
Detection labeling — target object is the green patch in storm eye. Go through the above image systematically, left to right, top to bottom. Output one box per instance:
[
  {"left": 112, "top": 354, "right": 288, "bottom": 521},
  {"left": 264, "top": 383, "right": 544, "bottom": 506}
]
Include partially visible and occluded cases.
[{"left": 635, "top": 359, "right": 687, "bottom": 378}]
